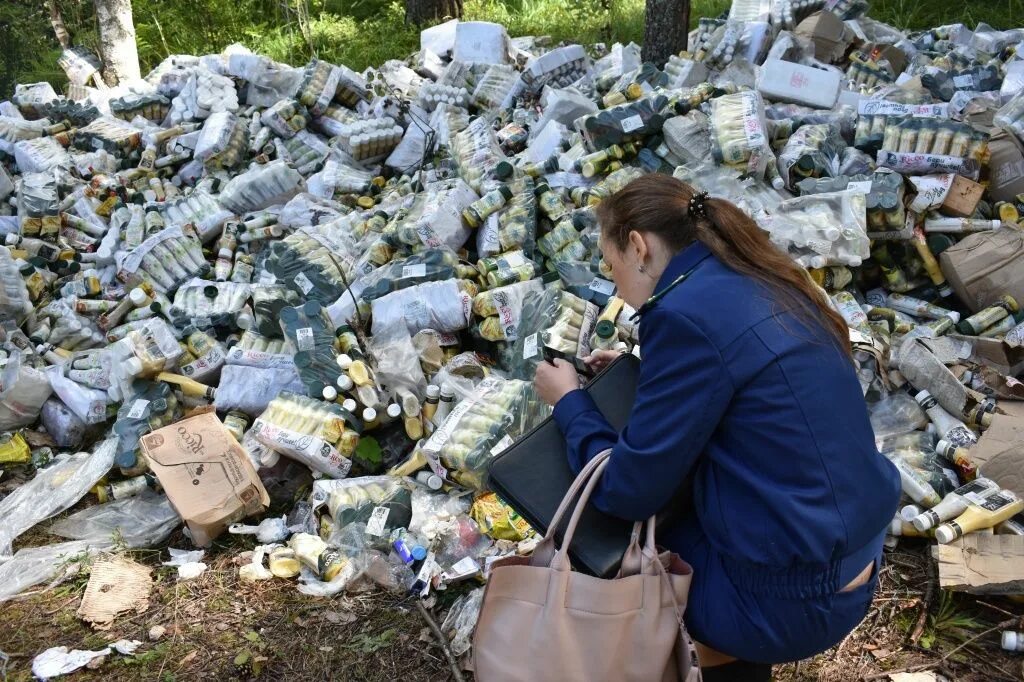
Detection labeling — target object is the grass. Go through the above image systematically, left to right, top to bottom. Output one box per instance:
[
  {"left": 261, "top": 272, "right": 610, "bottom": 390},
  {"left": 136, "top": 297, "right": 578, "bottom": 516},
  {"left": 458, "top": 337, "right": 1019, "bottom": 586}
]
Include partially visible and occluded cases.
[{"left": 3, "top": 0, "right": 1024, "bottom": 97}]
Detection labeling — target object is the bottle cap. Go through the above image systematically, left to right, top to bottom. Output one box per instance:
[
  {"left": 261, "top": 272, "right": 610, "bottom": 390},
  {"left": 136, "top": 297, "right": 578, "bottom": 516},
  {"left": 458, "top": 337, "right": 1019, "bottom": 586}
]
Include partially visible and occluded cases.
[
  {"left": 498, "top": 185, "right": 514, "bottom": 201},
  {"left": 5, "top": 233, "right": 18, "bottom": 246},
  {"left": 203, "top": 285, "right": 219, "bottom": 298},
  {"left": 129, "top": 287, "right": 149, "bottom": 306},
  {"left": 303, "top": 300, "right": 322, "bottom": 316},
  {"left": 945, "top": 311, "right": 961, "bottom": 324},
  {"left": 596, "top": 320, "right": 616, "bottom": 340},
  {"left": 336, "top": 353, "right": 353, "bottom": 370},
  {"left": 124, "top": 357, "right": 145, "bottom": 376},
  {"left": 336, "top": 374, "right": 353, "bottom": 391},
  {"left": 440, "top": 383, "right": 455, "bottom": 399},
  {"left": 426, "top": 384, "right": 440, "bottom": 399},
  {"left": 322, "top": 385, "right": 338, "bottom": 401},
  {"left": 914, "top": 389, "right": 932, "bottom": 405},
  {"left": 342, "top": 398, "right": 358, "bottom": 413},
  {"left": 386, "top": 403, "right": 402, "bottom": 419},
  {"left": 362, "top": 407, "right": 377, "bottom": 422},
  {"left": 935, "top": 439, "right": 951, "bottom": 453},
  {"left": 888, "top": 518, "right": 903, "bottom": 536},
  {"left": 933, "top": 524, "right": 956, "bottom": 544},
  {"left": 411, "top": 545, "right": 428, "bottom": 561},
  {"left": 1002, "top": 631, "right": 1019, "bottom": 651}
]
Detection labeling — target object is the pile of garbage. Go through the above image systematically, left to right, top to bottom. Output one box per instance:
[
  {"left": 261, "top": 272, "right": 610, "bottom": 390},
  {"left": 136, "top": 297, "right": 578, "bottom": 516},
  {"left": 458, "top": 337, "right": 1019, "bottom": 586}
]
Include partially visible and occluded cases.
[{"left": 3, "top": 0, "right": 1024, "bottom": 663}]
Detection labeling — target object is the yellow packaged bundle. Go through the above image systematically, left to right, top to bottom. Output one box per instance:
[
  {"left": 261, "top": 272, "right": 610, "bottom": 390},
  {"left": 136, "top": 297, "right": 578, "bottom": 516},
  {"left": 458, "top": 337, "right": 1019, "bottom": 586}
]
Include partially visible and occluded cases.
[
  {"left": 0, "top": 432, "right": 30, "bottom": 464},
  {"left": 471, "top": 491, "right": 536, "bottom": 541}
]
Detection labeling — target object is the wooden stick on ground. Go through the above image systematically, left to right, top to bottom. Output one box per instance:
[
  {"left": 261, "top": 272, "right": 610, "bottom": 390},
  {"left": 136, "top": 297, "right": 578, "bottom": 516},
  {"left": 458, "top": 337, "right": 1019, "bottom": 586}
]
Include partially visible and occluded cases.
[{"left": 415, "top": 600, "right": 466, "bottom": 682}]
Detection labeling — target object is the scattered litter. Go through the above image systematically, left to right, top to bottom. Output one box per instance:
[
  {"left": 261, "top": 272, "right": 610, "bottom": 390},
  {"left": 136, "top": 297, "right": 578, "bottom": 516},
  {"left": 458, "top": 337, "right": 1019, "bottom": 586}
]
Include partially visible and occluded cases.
[{"left": 77, "top": 556, "right": 153, "bottom": 627}]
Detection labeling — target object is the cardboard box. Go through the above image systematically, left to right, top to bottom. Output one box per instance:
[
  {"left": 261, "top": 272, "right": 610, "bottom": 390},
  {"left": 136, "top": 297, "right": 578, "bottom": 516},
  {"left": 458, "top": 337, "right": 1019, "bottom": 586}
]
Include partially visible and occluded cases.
[
  {"left": 794, "top": 11, "right": 854, "bottom": 64},
  {"left": 865, "top": 42, "right": 908, "bottom": 77},
  {"left": 757, "top": 59, "right": 841, "bottom": 109},
  {"left": 988, "top": 131, "right": 1024, "bottom": 203},
  {"left": 938, "top": 175, "right": 984, "bottom": 217},
  {"left": 939, "top": 228, "right": 1024, "bottom": 312},
  {"left": 949, "top": 335, "right": 1024, "bottom": 377},
  {"left": 934, "top": 406, "right": 1024, "bottom": 595},
  {"left": 141, "top": 410, "right": 269, "bottom": 547},
  {"left": 934, "top": 534, "right": 1024, "bottom": 595}
]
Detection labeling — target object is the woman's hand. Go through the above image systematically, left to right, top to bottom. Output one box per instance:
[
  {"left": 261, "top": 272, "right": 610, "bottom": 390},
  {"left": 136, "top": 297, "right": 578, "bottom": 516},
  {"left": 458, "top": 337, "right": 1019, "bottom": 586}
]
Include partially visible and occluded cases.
[
  {"left": 583, "top": 349, "right": 624, "bottom": 373},
  {"left": 534, "top": 359, "right": 580, "bottom": 406}
]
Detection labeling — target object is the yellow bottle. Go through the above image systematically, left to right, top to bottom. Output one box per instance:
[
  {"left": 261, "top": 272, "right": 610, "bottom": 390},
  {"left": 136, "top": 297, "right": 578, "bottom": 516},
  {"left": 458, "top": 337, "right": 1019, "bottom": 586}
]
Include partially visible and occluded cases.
[
  {"left": 156, "top": 372, "right": 217, "bottom": 400},
  {"left": 934, "top": 491, "right": 1024, "bottom": 544}
]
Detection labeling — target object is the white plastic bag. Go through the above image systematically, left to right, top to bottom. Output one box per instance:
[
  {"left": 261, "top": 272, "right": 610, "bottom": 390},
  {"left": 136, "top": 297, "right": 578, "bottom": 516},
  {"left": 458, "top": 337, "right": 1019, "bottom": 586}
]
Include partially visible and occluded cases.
[{"left": 0, "top": 438, "right": 117, "bottom": 557}]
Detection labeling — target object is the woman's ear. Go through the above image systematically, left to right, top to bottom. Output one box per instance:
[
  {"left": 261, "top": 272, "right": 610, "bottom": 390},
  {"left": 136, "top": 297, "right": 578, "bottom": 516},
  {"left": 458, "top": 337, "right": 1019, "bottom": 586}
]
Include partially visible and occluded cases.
[{"left": 628, "top": 230, "right": 649, "bottom": 265}]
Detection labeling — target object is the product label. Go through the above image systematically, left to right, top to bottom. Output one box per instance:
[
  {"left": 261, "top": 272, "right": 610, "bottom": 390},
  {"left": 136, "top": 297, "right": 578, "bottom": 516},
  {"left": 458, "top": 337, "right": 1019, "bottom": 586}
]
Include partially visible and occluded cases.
[
  {"left": 952, "top": 74, "right": 975, "bottom": 89},
  {"left": 858, "top": 100, "right": 950, "bottom": 118},
  {"left": 620, "top": 114, "right": 644, "bottom": 133},
  {"left": 877, "top": 151, "right": 975, "bottom": 178},
  {"left": 908, "top": 173, "right": 955, "bottom": 213},
  {"left": 846, "top": 180, "right": 874, "bottom": 194},
  {"left": 500, "top": 251, "right": 527, "bottom": 269},
  {"left": 402, "top": 263, "right": 427, "bottom": 279},
  {"left": 293, "top": 272, "right": 315, "bottom": 295},
  {"left": 588, "top": 277, "right": 616, "bottom": 296},
  {"left": 576, "top": 301, "right": 600, "bottom": 359},
  {"left": 295, "top": 327, "right": 315, "bottom": 351},
  {"left": 523, "top": 332, "right": 539, "bottom": 359},
  {"left": 127, "top": 399, "right": 150, "bottom": 419},
  {"left": 251, "top": 419, "right": 351, "bottom": 478},
  {"left": 943, "top": 425, "right": 977, "bottom": 448},
  {"left": 490, "top": 434, "right": 514, "bottom": 456},
  {"left": 981, "top": 491, "right": 1019, "bottom": 511},
  {"left": 365, "top": 506, "right": 390, "bottom": 536},
  {"left": 446, "top": 556, "right": 480, "bottom": 579}
]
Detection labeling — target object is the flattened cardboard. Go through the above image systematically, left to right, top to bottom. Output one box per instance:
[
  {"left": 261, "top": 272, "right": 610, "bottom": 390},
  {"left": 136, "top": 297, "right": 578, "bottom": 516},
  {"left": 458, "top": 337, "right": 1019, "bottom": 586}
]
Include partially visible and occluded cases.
[
  {"left": 795, "top": 11, "right": 854, "bottom": 64},
  {"left": 988, "top": 131, "right": 1024, "bottom": 203},
  {"left": 938, "top": 175, "right": 983, "bottom": 218},
  {"left": 939, "top": 228, "right": 1024, "bottom": 313},
  {"left": 948, "top": 335, "right": 1024, "bottom": 377},
  {"left": 972, "top": 401, "right": 1024, "bottom": 493},
  {"left": 141, "top": 411, "right": 269, "bottom": 547},
  {"left": 934, "top": 534, "right": 1024, "bottom": 595},
  {"left": 78, "top": 556, "right": 152, "bottom": 627}
]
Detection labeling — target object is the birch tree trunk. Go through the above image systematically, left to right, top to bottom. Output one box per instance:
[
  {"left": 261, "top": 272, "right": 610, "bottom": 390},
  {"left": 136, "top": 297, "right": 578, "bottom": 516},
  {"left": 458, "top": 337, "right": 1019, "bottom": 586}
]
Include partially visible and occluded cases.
[
  {"left": 94, "top": 0, "right": 141, "bottom": 86},
  {"left": 405, "top": 0, "right": 463, "bottom": 26},
  {"left": 641, "top": 0, "right": 690, "bottom": 68}
]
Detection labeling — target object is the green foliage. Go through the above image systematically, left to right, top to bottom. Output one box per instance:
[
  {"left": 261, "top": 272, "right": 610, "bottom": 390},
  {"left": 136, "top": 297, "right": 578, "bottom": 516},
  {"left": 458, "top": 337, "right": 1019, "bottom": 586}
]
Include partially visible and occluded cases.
[
  {"left": 2, "top": 0, "right": 1023, "bottom": 98},
  {"left": 918, "top": 591, "right": 985, "bottom": 651}
]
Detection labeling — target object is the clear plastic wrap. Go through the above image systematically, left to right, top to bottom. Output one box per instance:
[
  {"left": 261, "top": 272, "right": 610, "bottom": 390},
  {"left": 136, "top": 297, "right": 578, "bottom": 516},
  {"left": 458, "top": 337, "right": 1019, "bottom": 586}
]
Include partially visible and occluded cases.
[
  {"left": 709, "top": 90, "right": 782, "bottom": 188},
  {"left": 776, "top": 123, "right": 845, "bottom": 190},
  {"left": 217, "top": 160, "right": 304, "bottom": 215},
  {"left": 764, "top": 190, "right": 870, "bottom": 268},
  {"left": 472, "top": 277, "right": 545, "bottom": 342},
  {"left": 370, "top": 279, "right": 474, "bottom": 336},
  {"left": 510, "top": 288, "right": 598, "bottom": 380},
  {"left": 0, "top": 353, "right": 51, "bottom": 430},
  {"left": 214, "top": 364, "right": 305, "bottom": 416},
  {"left": 422, "top": 375, "right": 546, "bottom": 489},
  {"left": 252, "top": 391, "right": 357, "bottom": 477},
  {"left": 868, "top": 392, "right": 930, "bottom": 440},
  {"left": 0, "top": 438, "right": 117, "bottom": 557},
  {"left": 311, "top": 476, "right": 414, "bottom": 538},
  {"left": 49, "top": 491, "right": 181, "bottom": 545},
  {"left": 0, "top": 540, "right": 98, "bottom": 603},
  {"left": 441, "top": 587, "right": 485, "bottom": 656}
]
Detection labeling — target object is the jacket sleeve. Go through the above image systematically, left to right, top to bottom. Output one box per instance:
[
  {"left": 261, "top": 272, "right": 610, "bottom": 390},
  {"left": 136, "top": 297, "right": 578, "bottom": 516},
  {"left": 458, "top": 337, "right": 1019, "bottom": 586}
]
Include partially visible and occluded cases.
[{"left": 552, "top": 307, "right": 733, "bottom": 521}]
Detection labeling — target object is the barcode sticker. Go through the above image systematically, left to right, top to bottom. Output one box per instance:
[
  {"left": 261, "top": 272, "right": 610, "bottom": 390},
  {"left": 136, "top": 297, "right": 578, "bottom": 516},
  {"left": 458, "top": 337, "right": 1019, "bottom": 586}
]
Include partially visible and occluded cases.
[
  {"left": 621, "top": 114, "right": 644, "bottom": 133},
  {"left": 846, "top": 181, "right": 873, "bottom": 194},
  {"left": 402, "top": 263, "right": 427, "bottom": 279},
  {"left": 294, "top": 272, "right": 314, "bottom": 294},
  {"left": 589, "top": 277, "right": 615, "bottom": 295},
  {"left": 296, "top": 327, "right": 314, "bottom": 351},
  {"left": 523, "top": 333, "right": 539, "bottom": 359},
  {"left": 127, "top": 399, "right": 150, "bottom": 419},
  {"left": 490, "top": 434, "right": 514, "bottom": 455},
  {"left": 365, "top": 506, "right": 390, "bottom": 536}
]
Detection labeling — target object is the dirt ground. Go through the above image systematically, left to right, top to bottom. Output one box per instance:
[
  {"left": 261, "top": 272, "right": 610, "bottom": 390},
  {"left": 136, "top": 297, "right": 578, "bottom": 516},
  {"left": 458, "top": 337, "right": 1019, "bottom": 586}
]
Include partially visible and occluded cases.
[{"left": 2, "top": 524, "right": 1023, "bottom": 681}]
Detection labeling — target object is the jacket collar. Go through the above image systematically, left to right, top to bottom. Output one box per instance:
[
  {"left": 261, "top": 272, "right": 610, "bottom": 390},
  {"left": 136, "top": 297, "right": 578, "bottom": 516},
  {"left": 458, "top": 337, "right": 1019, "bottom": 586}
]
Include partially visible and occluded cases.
[{"left": 631, "top": 241, "right": 713, "bottom": 321}]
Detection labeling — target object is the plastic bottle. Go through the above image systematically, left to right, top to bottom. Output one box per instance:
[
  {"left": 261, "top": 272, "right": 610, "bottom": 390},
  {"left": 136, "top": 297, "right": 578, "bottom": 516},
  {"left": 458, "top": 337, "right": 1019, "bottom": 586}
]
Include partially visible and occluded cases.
[
  {"left": 958, "top": 295, "right": 1019, "bottom": 335},
  {"left": 432, "top": 383, "right": 455, "bottom": 427},
  {"left": 914, "top": 390, "right": 977, "bottom": 449},
  {"left": 885, "top": 453, "right": 942, "bottom": 507},
  {"left": 92, "top": 473, "right": 159, "bottom": 503},
  {"left": 910, "top": 477, "right": 1001, "bottom": 531},
  {"left": 934, "top": 491, "right": 1024, "bottom": 544},
  {"left": 1001, "top": 631, "right": 1024, "bottom": 653}
]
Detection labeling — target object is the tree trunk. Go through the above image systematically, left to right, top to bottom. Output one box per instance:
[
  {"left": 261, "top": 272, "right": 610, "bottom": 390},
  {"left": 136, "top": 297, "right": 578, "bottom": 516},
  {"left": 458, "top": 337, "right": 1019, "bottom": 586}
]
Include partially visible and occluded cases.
[
  {"left": 47, "top": 0, "right": 71, "bottom": 50},
  {"left": 93, "top": 0, "right": 141, "bottom": 86},
  {"left": 405, "top": 0, "right": 463, "bottom": 26},
  {"left": 642, "top": 0, "right": 690, "bottom": 68}
]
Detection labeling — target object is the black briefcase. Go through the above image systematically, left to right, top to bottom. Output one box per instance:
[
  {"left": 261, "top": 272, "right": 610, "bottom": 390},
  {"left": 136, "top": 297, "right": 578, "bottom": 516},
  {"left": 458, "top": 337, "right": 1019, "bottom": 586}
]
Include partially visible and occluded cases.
[{"left": 487, "top": 353, "right": 691, "bottom": 578}]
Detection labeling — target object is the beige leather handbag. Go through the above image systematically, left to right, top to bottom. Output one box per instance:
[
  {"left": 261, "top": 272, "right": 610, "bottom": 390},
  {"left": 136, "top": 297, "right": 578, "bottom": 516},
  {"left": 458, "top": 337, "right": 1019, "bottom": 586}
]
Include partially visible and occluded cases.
[{"left": 473, "top": 449, "right": 701, "bottom": 682}]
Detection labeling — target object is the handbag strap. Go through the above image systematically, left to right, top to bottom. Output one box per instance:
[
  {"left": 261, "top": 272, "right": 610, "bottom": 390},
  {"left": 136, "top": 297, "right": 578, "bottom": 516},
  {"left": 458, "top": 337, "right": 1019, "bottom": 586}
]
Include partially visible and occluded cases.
[
  {"left": 531, "top": 449, "right": 612, "bottom": 567},
  {"left": 550, "top": 453, "right": 613, "bottom": 570}
]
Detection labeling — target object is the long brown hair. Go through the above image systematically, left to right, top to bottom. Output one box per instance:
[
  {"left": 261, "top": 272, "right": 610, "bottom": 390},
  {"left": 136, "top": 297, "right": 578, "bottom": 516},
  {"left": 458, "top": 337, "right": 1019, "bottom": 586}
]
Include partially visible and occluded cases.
[{"left": 596, "top": 174, "right": 851, "bottom": 358}]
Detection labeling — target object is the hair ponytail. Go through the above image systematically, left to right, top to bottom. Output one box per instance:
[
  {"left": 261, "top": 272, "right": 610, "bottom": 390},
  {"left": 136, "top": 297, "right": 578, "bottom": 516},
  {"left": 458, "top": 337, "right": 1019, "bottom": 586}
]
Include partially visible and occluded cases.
[{"left": 596, "top": 174, "right": 851, "bottom": 358}]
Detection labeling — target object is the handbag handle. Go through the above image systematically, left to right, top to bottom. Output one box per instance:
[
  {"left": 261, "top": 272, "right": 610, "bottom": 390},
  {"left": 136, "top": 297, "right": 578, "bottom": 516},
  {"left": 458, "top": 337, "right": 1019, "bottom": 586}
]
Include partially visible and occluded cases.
[{"left": 531, "top": 449, "right": 613, "bottom": 567}]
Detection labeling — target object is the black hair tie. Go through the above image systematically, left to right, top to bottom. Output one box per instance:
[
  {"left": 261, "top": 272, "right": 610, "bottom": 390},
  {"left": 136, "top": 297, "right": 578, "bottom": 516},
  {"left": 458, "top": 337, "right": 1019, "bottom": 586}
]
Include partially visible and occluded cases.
[{"left": 689, "top": 191, "right": 709, "bottom": 218}]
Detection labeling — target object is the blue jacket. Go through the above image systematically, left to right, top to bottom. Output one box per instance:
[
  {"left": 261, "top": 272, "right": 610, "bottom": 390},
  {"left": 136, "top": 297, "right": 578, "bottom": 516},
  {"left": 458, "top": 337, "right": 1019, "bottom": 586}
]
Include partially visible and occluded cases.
[{"left": 553, "top": 241, "right": 902, "bottom": 601}]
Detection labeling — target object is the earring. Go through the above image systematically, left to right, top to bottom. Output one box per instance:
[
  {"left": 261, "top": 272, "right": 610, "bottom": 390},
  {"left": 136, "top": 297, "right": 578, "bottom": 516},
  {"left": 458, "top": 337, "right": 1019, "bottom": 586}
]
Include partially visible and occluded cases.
[{"left": 637, "top": 265, "right": 646, "bottom": 274}]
